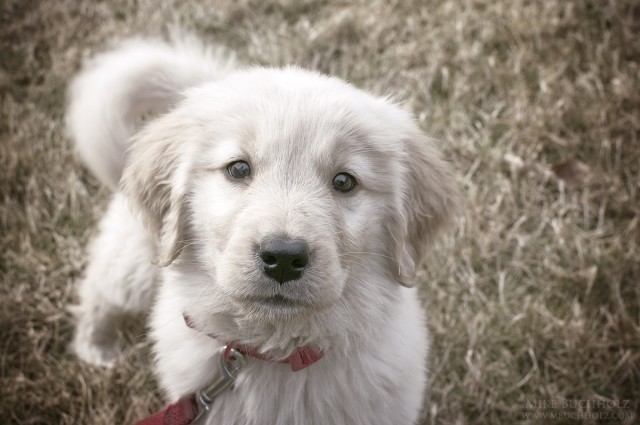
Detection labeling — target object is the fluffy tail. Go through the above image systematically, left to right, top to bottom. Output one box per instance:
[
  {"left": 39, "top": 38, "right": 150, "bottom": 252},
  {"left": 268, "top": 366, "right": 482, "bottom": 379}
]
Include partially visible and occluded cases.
[{"left": 66, "top": 35, "right": 236, "bottom": 189}]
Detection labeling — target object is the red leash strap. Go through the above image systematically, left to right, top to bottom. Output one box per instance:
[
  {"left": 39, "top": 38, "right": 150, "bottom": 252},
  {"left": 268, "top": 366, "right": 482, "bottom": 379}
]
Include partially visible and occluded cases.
[{"left": 134, "top": 395, "right": 199, "bottom": 425}]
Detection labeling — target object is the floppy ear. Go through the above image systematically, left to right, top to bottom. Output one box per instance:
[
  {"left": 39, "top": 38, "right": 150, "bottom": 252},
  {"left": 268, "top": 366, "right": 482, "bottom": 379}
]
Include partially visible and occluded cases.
[
  {"left": 120, "top": 115, "right": 192, "bottom": 266},
  {"left": 392, "top": 131, "right": 462, "bottom": 287}
]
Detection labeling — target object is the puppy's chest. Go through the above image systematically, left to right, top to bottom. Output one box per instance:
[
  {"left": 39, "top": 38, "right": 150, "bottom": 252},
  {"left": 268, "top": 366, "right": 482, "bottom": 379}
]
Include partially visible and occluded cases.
[{"left": 198, "top": 358, "right": 397, "bottom": 425}]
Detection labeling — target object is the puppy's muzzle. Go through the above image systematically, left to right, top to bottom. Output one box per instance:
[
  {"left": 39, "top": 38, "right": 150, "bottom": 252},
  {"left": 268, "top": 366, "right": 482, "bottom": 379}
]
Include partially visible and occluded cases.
[{"left": 258, "top": 236, "right": 309, "bottom": 284}]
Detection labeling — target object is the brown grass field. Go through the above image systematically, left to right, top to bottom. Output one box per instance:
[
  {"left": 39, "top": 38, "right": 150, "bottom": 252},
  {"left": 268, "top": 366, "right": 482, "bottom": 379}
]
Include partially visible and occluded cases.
[{"left": 1, "top": 0, "right": 639, "bottom": 424}]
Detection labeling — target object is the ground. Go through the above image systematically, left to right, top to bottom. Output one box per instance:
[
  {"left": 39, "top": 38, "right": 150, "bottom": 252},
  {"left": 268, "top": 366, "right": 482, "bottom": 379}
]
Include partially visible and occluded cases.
[{"left": 1, "top": 0, "right": 639, "bottom": 424}]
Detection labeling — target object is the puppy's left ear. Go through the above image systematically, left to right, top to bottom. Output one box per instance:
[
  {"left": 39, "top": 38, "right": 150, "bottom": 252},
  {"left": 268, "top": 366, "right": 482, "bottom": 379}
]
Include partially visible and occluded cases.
[
  {"left": 121, "top": 115, "right": 193, "bottom": 266},
  {"left": 392, "top": 131, "right": 462, "bottom": 287}
]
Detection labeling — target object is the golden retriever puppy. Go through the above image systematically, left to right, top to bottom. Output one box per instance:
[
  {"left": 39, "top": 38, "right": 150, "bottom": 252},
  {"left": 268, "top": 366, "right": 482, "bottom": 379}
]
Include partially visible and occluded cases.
[{"left": 67, "top": 35, "right": 460, "bottom": 425}]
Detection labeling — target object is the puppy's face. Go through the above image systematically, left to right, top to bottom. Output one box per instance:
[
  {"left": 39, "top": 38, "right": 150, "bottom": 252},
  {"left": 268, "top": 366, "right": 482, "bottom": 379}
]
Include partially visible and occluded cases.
[
  {"left": 123, "top": 68, "right": 459, "bottom": 332},
  {"left": 187, "top": 86, "right": 402, "bottom": 322}
]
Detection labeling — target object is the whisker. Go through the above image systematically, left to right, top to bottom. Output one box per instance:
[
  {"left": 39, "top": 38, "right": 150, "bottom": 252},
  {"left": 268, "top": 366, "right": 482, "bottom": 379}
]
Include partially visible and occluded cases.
[
  {"left": 344, "top": 251, "right": 398, "bottom": 265},
  {"left": 337, "top": 270, "right": 385, "bottom": 308}
]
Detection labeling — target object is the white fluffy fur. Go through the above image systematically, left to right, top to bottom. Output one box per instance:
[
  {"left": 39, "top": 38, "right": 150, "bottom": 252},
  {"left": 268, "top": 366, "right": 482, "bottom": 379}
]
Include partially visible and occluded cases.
[{"left": 67, "top": 36, "right": 460, "bottom": 425}]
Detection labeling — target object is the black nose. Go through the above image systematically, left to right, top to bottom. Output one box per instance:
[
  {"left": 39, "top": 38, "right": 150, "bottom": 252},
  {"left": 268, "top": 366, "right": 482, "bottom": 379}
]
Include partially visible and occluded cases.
[{"left": 258, "top": 236, "right": 310, "bottom": 284}]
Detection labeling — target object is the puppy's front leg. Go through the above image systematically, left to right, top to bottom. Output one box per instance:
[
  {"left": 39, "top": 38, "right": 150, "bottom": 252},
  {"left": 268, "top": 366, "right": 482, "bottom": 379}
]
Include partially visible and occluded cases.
[{"left": 71, "top": 194, "right": 158, "bottom": 366}]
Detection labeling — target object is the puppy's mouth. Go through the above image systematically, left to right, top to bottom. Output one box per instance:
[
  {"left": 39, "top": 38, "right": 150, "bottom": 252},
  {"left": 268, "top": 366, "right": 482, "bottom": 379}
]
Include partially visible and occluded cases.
[{"left": 247, "top": 294, "right": 308, "bottom": 309}]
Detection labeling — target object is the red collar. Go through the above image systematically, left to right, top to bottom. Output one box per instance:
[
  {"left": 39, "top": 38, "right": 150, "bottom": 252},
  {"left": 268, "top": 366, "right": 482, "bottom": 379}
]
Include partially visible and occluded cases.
[{"left": 183, "top": 314, "right": 324, "bottom": 371}]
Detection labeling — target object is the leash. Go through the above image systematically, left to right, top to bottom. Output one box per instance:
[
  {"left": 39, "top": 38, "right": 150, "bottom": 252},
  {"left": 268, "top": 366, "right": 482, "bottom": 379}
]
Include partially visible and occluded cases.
[
  {"left": 134, "top": 316, "right": 324, "bottom": 425},
  {"left": 134, "top": 345, "right": 246, "bottom": 425}
]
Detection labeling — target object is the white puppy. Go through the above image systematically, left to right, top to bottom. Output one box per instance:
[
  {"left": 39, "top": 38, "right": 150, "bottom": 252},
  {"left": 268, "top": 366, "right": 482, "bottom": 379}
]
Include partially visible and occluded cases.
[{"left": 67, "top": 36, "right": 460, "bottom": 425}]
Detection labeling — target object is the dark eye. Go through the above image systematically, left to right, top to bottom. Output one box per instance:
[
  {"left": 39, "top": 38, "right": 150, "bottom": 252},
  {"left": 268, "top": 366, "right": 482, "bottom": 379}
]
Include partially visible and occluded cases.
[
  {"left": 227, "top": 161, "right": 251, "bottom": 179},
  {"left": 332, "top": 172, "right": 357, "bottom": 192}
]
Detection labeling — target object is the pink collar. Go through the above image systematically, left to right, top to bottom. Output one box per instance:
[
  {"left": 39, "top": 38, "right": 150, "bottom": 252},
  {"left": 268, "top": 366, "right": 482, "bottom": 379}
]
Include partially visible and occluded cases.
[{"left": 183, "top": 314, "right": 324, "bottom": 371}]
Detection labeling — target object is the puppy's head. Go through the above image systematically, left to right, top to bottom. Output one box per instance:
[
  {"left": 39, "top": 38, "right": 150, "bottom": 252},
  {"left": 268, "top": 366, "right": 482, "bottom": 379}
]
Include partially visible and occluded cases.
[{"left": 122, "top": 68, "right": 459, "bottom": 327}]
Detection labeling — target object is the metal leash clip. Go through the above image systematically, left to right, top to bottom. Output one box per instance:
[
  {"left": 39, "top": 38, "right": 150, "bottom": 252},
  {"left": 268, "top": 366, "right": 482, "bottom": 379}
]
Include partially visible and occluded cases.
[{"left": 191, "top": 345, "right": 246, "bottom": 424}]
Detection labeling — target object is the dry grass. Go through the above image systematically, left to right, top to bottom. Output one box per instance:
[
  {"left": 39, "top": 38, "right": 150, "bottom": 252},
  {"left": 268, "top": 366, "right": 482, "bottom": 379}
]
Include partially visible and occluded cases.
[{"left": 1, "top": 0, "right": 639, "bottom": 424}]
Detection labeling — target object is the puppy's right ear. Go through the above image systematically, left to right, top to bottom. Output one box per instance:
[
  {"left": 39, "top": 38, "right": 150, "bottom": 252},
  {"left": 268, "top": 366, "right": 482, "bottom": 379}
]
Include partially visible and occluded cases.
[{"left": 121, "top": 115, "right": 192, "bottom": 266}]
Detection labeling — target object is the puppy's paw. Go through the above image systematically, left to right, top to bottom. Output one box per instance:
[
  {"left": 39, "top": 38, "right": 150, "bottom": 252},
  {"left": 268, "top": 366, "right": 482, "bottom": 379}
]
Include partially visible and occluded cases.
[
  {"left": 70, "top": 305, "right": 121, "bottom": 367},
  {"left": 72, "top": 333, "right": 120, "bottom": 367}
]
